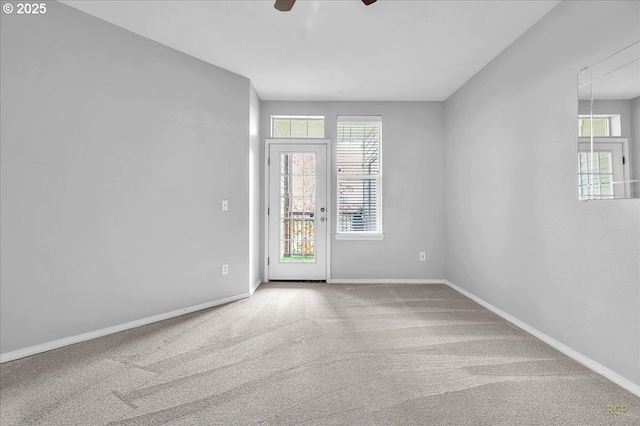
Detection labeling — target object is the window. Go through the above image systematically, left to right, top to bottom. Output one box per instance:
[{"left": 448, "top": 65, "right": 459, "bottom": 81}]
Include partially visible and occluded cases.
[
  {"left": 578, "top": 114, "right": 621, "bottom": 137},
  {"left": 271, "top": 115, "right": 325, "bottom": 138},
  {"left": 336, "top": 116, "right": 383, "bottom": 239},
  {"left": 578, "top": 117, "right": 609, "bottom": 137}
]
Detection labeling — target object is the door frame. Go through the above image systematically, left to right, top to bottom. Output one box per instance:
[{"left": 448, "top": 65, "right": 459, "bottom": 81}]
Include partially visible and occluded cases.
[{"left": 264, "top": 139, "right": 332, "bottom": 282}]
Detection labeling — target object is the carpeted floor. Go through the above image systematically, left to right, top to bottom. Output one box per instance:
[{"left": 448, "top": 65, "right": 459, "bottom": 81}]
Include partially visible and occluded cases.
[{"left": 1, "top": 283, "right": 638, "bottom": 425}]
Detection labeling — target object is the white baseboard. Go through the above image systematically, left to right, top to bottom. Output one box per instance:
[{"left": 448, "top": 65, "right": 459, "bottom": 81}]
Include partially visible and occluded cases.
[
  {"left": 250, "top": 279, "right": 262, "bottom": 295},
  {"left": 329, "top": 279, "right": 445, "bottom": 284},
  {"left": 444, "top": 280, "right": 640, "bottom": 398},
  {"left": 0, "top": 292, "right": 250, "bottom": 364}
]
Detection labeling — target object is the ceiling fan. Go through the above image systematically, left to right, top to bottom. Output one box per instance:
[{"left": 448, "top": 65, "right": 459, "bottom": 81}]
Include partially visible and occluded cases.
[{"left": 275, "top": 0, "right": 377, "bottom": 12}]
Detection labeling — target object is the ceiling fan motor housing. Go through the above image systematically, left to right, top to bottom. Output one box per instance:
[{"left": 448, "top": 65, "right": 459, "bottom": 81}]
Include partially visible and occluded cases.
[{"left": 275, "top": 0, "right": 377, "bottom": 12}]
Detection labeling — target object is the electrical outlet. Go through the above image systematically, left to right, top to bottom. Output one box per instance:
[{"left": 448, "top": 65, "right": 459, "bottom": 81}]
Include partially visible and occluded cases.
[
  {"left": 222, "top": 200, "right": 229, "bottom": 211},
  {"left": 419, "top": 252, "right": 426, "bottom": 261},
  {"left": 222, "top": 264, "right": 229, "bottom": 275}
]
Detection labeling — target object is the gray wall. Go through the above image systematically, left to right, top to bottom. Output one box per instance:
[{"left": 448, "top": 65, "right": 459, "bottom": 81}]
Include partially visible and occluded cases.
[
  {"left": 445, "top": 0, "right": 640, "bottom": 385},
  {"left": 1, "top": 2, "right": 252, "bottom": 354},
  {"left": 249, "top": 84, "right": 262, "bottom": 289},
  {"left": 631, "top": 96, "right": 640, "bottom": 197},
  {"left": 260, "top": 102, "right": 445, "bottom": 280}
]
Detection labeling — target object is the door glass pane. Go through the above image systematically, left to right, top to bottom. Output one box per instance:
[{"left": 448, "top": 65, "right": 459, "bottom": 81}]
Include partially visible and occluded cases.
[
  {"left": 578, "top": 151, "right": 614, "bottom": 199},
  {"left": 280, "top": 152, "right": 317, "bottom": 263},
  {"left": 578, "top": 152, "right": 589, "bottom": 173},
  {"left": 598, "top": 152, "right": 612, "bottom": 173},
  {"left": 303, "top": 153, "right": 316, "bottom": 175},
  {"left": 600, "top": 174, "right": 613, "bottom": 197},
  {"left": 291, "top": 175, "right": 304, "bottom": 196},
  {"left": 304, "top": 176, "right": 316, "bottom": 196},
  {"left": 290, "top": 197, "right": 303, "bottom": 213},
  {"left": 303, "top": 198, "right": 315, "bottom": 215},
  {"left": 305, "top": 241, "right": 316, "bottom": 260}
]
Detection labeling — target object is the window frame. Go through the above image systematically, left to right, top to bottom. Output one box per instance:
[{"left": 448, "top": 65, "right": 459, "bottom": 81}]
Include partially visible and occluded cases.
[{"left": 335, "top": 116, "right": 384, "bottom": 241}]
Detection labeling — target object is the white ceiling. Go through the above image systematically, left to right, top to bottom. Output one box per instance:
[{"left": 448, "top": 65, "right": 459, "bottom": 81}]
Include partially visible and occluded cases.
[{"left": 61, "top": 0, "right": 560, "bottom": 101}]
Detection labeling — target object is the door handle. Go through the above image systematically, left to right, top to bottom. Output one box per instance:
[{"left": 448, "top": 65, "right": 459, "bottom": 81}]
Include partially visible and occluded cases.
[{"left": 320, "top": 217, "right": 326, "bottom": 222}]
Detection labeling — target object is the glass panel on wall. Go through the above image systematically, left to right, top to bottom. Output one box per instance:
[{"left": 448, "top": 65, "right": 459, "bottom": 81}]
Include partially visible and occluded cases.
[{"left": 577, "top": 41, "right": 639, "bottom": 199}]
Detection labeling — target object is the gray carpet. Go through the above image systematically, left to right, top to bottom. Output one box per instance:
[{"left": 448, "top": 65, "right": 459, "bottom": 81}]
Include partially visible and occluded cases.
[{"left": 1, "top": 283, "right": 638, "bottom": 425}]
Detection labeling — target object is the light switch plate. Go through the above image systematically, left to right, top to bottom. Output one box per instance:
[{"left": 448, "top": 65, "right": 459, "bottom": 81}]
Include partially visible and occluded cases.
[{"left": 222, "top": 200, "right": 228, "bottom": 211}]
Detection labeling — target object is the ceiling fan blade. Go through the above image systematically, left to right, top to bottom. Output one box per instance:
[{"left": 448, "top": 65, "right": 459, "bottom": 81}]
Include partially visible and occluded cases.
[
  {"left": 274, "top": 0, "right": 296, "bottom": 12},
  {"left": 362, "top": 0, "right": 377, "bottom": 5}
]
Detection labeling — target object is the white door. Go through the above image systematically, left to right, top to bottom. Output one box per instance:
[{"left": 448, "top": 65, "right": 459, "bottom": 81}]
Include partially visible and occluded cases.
[
  {"left": 578, "top": 141, "right": 626, "bottom": 199},
  {"left": 268, "top": 144, "right": 327, "bottom": 280}
]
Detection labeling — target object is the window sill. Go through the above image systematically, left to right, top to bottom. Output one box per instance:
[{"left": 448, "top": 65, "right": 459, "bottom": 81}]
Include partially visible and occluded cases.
[{"left": 335, "top": 233, "right": 385, "bottom": 241}]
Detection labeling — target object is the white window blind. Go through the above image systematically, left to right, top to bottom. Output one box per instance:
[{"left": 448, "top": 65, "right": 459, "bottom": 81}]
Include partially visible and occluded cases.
[{"left": 337, "top": 116, "right": 382, "bottom": 237}]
